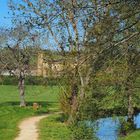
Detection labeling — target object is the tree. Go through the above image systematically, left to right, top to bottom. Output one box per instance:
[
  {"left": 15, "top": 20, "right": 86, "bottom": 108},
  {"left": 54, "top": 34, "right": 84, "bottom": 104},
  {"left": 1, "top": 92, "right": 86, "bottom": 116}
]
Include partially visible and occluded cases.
[
  {"left": 9, "top": 0, "right": 140, "bottom": 130},
  {"left": 9, "top": 0, "right": 94, "bottom": 119},
  {"left": 79, "top": 0, "right": 140, "bottom": 127},
  {"left": 0, "top": 24, "right": 38, "bottom": 106}
]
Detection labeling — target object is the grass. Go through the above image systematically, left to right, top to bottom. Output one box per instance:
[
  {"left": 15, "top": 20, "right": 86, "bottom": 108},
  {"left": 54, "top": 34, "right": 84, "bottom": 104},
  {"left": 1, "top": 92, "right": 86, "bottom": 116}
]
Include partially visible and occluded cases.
[
  {"left": 0, "top": 85, "right": 60, "bottom": 140},
  {"left": 0, "top": 85, "right": 59, "bottom": 103},
  {"left": 0, "top": 106, "right": 34, "bottom": 140},
  {"left": 39, "top": 114, "right": 71, "bottom": 140},
  {"left": 119, "top": 130, "right": 140, "bottom": 140}
]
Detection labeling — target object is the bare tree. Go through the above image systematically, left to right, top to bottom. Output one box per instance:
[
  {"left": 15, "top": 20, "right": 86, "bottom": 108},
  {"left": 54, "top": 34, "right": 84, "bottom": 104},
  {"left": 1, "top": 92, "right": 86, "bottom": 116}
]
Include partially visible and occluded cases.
[{"left": 0, "top": 24, "right": 38, "bottom": 106}]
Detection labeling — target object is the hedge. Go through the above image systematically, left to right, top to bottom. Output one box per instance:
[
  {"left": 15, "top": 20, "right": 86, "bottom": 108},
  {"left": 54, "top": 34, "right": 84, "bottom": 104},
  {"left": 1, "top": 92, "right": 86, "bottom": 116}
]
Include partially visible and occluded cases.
[{"left": 0, "top": 75, "right": 62, "bottom": 86}]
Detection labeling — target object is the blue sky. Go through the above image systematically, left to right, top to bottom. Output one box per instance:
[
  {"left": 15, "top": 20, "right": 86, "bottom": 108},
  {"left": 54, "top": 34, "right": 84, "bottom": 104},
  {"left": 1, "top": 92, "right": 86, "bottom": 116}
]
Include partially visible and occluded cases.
[{"left": 0, "top": 0, "right": 12, "bottom": 27}]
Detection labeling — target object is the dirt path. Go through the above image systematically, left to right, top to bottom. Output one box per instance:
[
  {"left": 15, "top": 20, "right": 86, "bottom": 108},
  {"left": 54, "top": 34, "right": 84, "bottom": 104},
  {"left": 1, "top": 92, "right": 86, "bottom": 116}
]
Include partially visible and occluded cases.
[{"left": 15, "top": 114, "right": 48, "bottom": 140}]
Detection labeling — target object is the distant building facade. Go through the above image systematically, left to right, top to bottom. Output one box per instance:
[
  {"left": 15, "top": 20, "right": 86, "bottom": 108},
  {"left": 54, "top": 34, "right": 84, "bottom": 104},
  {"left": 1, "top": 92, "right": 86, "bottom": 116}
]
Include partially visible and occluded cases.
[{"left": 37, "top": 52, "right": 63, "bottom": 77}]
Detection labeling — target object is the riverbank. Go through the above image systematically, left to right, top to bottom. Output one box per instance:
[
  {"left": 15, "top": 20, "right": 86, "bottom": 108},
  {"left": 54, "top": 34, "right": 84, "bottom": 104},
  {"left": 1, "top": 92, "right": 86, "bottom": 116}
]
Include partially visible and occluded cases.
[
  {"left": 39, "top": 113, "right": 70, "bottom": 140},
  {"left": 120, "top": 130, "right": 140, "bottom": 140}
]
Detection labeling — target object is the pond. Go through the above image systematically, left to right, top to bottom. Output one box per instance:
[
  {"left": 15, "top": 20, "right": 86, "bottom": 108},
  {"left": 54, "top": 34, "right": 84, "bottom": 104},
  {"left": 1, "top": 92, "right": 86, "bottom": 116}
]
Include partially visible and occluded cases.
[{"left": 92, "top": 113, "right": 140, "bottom": 140}]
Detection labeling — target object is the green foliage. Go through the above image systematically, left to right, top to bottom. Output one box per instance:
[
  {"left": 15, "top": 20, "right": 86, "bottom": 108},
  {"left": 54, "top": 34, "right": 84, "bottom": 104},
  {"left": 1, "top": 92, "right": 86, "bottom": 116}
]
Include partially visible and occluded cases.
[
  {"left": 0, "top": 76, "right": 18, "bottom": 85},
  {"left": 59, "top": 86, "right": 71, "bottom": 118},
  {"left": 78, "top": 90, "right": 101, "bottom": 120},
  {"left": 119, "top": 119, "right": 136, "bottom": 136},
  {"left": 70, "top": 122, "right": 97, "bottom": 140}
]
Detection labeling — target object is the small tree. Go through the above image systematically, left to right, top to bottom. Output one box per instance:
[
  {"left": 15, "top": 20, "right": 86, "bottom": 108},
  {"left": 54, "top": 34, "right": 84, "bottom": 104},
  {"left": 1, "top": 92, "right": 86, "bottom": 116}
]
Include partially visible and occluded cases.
[{"left": 0, "top": 25, "right": 38, "bottom": 106}]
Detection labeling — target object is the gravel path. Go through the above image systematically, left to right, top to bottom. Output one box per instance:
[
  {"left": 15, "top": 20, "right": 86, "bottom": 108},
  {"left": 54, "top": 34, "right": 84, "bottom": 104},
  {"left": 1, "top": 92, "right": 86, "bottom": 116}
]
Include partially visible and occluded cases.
[{"left": 15, "top": 114, "right": 48, "bottom": 140}]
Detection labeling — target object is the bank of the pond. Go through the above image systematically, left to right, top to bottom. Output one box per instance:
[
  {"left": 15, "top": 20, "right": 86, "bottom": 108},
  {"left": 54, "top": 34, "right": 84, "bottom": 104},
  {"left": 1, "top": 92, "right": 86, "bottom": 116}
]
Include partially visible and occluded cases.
[
  {"left": 94, "top": 113, "right": 140, "bottom": 140},
  {"left": 39, "top": 114, "right": 71, "bottom": 140},
  {"left": 39, "top": 114, "right": 140, "bottom": 140},
  {"left": 119, "top": 130, "right": 140, "bottom": 140}
]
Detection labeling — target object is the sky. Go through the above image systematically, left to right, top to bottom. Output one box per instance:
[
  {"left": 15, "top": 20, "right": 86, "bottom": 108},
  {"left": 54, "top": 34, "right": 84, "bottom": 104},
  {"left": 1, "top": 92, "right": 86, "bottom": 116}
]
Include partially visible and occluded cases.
[{"left": 0, "top": 0, "right": 12, "bottom": 27}]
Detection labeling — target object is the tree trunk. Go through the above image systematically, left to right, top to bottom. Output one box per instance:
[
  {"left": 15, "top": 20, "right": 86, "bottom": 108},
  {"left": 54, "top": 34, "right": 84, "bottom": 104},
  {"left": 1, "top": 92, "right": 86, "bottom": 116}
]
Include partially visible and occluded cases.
[
  {"left": 18, "top": 72, "right": 26, "bottom": 107},
  {"left": 125, "top": 74, "right": 134, "bottom": 124},
  {"left": 67, "top": 81, "right": 79, "bottom": 124},
  {"left": 71, "top": 83, "right": 78, "bottom": 113},
  {"left": 127, "top": 90, "right": 134, "bottom": 123}
]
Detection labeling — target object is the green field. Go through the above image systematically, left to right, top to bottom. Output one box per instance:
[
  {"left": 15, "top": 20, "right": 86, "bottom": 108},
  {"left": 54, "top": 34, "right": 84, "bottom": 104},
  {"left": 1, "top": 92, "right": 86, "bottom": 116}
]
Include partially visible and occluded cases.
[{"left": 0, "top": 85, "right": 63, "bottom": 140}]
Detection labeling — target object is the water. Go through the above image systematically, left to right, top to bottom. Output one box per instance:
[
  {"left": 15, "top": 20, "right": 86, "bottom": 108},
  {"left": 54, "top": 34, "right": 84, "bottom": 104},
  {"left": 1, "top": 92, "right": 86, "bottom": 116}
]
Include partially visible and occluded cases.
[
  {"left": 92, "top": 113, "right": 140, "bottom": 140},
  {"left": 134, "top": 113, "right": 140, "bottom": 128},
  {"left": 95, "top": 117, "right": 120, "bottom": 140}
]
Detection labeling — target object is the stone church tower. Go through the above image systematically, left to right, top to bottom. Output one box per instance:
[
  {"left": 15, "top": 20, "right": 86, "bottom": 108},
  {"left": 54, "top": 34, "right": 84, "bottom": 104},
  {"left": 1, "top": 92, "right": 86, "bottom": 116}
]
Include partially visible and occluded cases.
[
  {"left": 37, "top": 51, "right": 63, "bottom": 77},
  {"left": 37, "top": 52, "right": 47, "bottom": 77},
  {"left": 37, "top": 52, "right": 43, "bottom": 76}
]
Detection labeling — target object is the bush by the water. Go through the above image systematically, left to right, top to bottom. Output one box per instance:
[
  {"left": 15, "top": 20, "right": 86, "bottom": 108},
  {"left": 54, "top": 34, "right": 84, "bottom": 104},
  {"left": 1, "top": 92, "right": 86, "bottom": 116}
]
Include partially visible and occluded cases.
[
  {"left": 119, "top": 119, "right": 136, "bottom": 136},
  {"left": 70, "top": 122, "right": 97, "bottom": 140}
]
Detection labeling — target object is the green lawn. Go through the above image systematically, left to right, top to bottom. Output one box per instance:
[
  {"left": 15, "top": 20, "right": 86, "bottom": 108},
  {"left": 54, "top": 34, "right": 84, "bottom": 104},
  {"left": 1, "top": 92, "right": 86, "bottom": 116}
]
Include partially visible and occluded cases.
[
  {"left": 0, "top": 85, "right": 60, "bottom": 140},
  {"left": 0, "top": 85, "right": 59, "bottom": 103},
  {"left": 39, "top": 114, "right": 71, "bottom": 140},
  {"left": 120, "top": 130, "right": 140, "bottom": 140}
]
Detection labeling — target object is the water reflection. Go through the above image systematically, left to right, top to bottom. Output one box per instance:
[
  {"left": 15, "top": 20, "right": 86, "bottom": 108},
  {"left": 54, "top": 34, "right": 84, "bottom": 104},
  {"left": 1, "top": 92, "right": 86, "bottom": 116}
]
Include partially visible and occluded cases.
[
  {"left": 93, "top": 113, "right": 140, "bottom": 140},
  {"left": 95, "top": 117, "right": 119, "bottom": 140}
]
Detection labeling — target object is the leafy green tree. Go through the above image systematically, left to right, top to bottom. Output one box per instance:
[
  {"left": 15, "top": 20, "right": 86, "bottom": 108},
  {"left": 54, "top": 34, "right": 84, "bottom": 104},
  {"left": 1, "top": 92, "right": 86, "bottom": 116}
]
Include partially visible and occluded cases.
[
  {"left": 9, "top": 0, "right": 140, "bottom": 133},
  {"left": 79, "top": 0, "right": 140, "bottom": 127}
]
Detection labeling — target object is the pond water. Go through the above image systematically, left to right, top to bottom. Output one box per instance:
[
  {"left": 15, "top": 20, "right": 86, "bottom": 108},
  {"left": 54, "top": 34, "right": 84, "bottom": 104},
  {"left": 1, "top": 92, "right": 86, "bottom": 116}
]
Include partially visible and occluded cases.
[{"left": 92, "top": 113, "right": 140, "bottom": 140}]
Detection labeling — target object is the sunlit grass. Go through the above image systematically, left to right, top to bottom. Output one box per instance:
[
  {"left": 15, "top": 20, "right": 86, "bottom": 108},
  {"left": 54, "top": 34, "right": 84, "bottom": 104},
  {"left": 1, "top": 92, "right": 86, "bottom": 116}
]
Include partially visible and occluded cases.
[
  {"left": 0, "top": 85, "right": 60, "bottom": 140},
  {"left": 39, "top": 114, "right": 71, "bottom": 140},
  {"left": 119, "top": 130, "right": 140, "bottom": 140}
]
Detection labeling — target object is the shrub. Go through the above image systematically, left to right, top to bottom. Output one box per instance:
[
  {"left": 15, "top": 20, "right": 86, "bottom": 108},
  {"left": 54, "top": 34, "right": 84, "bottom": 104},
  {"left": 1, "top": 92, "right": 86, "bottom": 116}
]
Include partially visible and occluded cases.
[
  {"left": 0, "top": 76, "right": 18, "bottom": 85},
  {"left": 119, "top": 119, "right": 136, "bottom": 136},
  {"left": 70, "top": 122, "right": 97, "bottom": 140}
]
